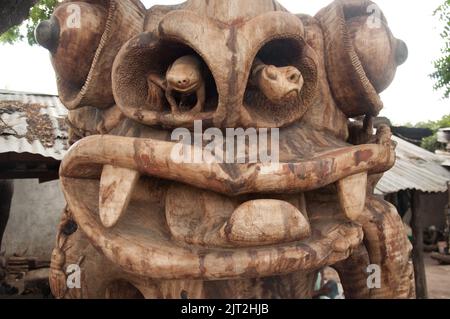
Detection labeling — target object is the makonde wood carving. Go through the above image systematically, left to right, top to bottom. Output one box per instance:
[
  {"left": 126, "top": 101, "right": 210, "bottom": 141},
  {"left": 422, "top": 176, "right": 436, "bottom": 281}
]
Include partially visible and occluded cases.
[{"left": 36, "top": 0, "right": 413, "bottom": 299}]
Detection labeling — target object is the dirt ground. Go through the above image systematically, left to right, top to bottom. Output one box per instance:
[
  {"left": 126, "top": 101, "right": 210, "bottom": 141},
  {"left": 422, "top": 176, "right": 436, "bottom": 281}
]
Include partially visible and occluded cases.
[{"left": 425, "top": 252, "right": 450, "bottom": 299}]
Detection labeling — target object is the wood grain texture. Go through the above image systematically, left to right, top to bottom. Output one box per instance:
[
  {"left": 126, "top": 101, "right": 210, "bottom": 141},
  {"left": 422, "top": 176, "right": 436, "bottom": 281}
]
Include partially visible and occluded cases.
[
  {"left": 38, "top": 0, "right": 411, "bottom": 299},
  {"left": 99, "top": 165, "right": 140, "bottom": 228}
]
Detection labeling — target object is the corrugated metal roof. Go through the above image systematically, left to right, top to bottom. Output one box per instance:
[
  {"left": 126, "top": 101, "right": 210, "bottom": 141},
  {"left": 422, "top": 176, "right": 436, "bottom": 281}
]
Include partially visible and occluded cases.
[
  {"left": 0, "top": 90, "right": 68, "bottom": 160},
  {"left": 376, "top": 136, "right": 450, "bottom": 195},
  {"left": 436, "top": 150, "right": 450, "bottom": 167}
]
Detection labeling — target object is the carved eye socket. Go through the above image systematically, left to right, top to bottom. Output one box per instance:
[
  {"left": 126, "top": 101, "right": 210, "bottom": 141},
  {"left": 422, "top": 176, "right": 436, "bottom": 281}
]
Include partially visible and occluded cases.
[
  {"left": 113, "top": 36, "right": 219, "bottom": 128},
  {"left": 242, "top": 37, "right": 318, "bottom": 128}
]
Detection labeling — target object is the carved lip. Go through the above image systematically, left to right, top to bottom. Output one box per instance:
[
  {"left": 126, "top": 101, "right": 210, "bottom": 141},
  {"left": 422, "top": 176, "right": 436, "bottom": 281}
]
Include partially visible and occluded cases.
[
  {"left": 169, "top": 82, "right": 201, "bottom": 93},
  {"left": 59, "top": 133, "right": 394, "bottom": 279},
  {"left": 60, "top": 135, "right": 394, "bottom": 195}
]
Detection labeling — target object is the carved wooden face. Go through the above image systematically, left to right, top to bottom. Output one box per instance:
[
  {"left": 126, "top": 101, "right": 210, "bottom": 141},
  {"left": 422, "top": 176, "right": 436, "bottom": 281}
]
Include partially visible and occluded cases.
[
  {"left": 38, "top": 0, "right": 405, "bottom": 287},
  {"left": 111, "top": 9, "right": 319, "bottom": 129},
  {"left": 253, "top": 64, "right": 304, "bottom": 104}
]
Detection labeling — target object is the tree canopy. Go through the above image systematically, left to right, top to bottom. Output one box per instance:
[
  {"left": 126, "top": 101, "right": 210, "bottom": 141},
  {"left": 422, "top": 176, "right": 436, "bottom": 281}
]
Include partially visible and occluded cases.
[
  {"left": 0, "top": 0, "right": 59, "bottom": 45},
  {"left": 431, "top": 0, "right": 450, "bottom": 99},
  {"left": 408, "top": 114, "right": 450, "bottom": 152}
]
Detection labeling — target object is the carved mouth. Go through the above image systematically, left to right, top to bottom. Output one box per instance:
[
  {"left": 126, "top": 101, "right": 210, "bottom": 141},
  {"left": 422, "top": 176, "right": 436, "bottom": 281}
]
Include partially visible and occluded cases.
[
  {"left": 279, "top": 89, "right": 301, "bottom": 103},
  {"left": 169, "top": 90, "right": 200, "bottom": 113},
  {"left": 59, "top": 126, "right": 395, "bottom": 280}
]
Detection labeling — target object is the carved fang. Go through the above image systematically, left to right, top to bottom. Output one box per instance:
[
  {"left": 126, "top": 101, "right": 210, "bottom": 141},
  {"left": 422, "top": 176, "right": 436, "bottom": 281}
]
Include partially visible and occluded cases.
[
  {"left": 99, "top": 165, "right": 140, "bottom": 228},
  {"left": 337, "top": 172, "right": 368, "bottom": 221}
]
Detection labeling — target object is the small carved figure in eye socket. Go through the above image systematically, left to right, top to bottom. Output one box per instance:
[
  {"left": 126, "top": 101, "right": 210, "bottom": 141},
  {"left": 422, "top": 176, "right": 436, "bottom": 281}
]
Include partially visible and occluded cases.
[
  {"left": 147, "top": 55, "right": 206, "bottom": 115},
  {"left": 250, "top": 58, "right": 304, "bottom": 104}
]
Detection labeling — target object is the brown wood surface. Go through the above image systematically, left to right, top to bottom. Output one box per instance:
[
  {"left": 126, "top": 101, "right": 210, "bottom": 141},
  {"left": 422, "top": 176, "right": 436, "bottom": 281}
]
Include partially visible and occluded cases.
[{"left": 37, "top": 0, "right": 412, "bottom": 299}]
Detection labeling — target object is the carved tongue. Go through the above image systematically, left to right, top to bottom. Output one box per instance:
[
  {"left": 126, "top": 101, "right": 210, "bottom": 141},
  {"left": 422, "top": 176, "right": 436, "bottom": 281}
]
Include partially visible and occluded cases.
[
  {"left": 99, "top": 165, "right": 140, "bottom": 228},
  {"left": 336, "top": 172, "right": 368, "bottom": 221},
  {"left": 221, "top": 199, "right": 311, "bottom": 246}
]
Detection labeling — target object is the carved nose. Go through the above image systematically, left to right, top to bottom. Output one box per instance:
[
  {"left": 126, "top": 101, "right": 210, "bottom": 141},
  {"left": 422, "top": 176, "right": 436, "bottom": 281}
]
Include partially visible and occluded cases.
[
  {"left": 35, "top": 18, "right": 60, "bottom": 53},
  {"left": 286, "top": 68, "right": 301, "bottom": 83},
  {"left": 178, "top": 78, "right": 190, "bottom": 86}
]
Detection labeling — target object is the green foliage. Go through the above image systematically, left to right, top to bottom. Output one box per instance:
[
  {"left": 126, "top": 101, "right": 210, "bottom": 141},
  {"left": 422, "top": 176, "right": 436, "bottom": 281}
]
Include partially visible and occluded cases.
[
  {"left": 0, "top": 0, "right": 59, "bottom": 45},
  {"left": 431, "top": 0, "right": 450, "bottom": 99},
  {"left": 0, "top": 26, "right": 23, "bottom": 44},
  {"left": 411, "top": 114, "right": 450, "bottom": 152},
  {"left": 414, "top": 114, "right": 450, "bottom": 131},
  {"left": 421, "top": 135, "right": 441, "bottom": 152}
]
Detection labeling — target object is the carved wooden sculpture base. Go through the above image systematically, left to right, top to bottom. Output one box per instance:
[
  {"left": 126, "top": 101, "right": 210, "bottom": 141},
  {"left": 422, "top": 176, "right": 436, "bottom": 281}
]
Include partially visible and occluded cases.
[
  {"left": 37, "top": 0, "right": 413, "bottom": 299},
  {"left": 55, "top": 195, "right": 414, "bottom": 299}
]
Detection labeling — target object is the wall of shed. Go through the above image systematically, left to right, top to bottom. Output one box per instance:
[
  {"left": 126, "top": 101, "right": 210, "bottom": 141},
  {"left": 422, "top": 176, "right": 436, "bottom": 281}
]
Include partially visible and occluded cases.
[
  {"left": 0, "top": 179, "right": 64, "bottom": 259},
  {"left": 397, "top": 192, "right": 448, "bottom": 231},
  {"left": 419, "top": 192, "right": 448, "bottom": 230}
]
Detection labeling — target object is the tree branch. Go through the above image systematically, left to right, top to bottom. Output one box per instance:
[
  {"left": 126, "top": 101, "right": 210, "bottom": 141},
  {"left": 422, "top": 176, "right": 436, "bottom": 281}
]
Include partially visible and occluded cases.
[{"left": 0, "top": 0, "right": 38, "bottom": 35}]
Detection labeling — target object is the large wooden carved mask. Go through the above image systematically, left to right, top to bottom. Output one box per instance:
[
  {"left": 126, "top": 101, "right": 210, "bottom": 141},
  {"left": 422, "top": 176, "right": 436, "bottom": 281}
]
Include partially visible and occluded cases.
[{"left": 36, "top": 0, "right": 413, "bottom": 299}]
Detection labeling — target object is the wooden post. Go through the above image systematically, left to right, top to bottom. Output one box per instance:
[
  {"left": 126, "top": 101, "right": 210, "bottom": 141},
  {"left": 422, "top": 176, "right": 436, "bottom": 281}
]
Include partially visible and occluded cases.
[
  {"left": 0, "top": 180, "right": 14, "bottom": 250},
  {"left": 446, "top": 182, "right": 450, "bottom": 253},
  {"left": 410, "top": 190, "right": 428, "bottom": 299}
]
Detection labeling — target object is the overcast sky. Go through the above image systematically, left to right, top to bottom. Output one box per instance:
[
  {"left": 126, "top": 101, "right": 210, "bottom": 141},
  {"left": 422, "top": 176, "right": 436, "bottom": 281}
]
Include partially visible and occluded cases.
[{"left": 0, "top": 0, "right": 448, "bottom": 125}]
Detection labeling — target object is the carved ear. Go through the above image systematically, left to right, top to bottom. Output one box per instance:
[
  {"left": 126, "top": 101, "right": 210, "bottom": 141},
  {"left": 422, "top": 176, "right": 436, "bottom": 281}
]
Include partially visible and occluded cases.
[
  {"left": 37, "top": 0, "right": 146, "bottom": 110},
  {"left": 395, "top": 39, "right": 408, "bottom": 66},
  {"left": 249, "top": 59, "right": 265, "bottom": 87}
]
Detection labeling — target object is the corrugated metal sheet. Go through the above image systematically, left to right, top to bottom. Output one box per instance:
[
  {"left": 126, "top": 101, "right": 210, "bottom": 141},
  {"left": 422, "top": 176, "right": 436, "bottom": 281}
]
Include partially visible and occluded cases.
[
  {"left": 0, "top": 90, "right": 68, "bottom": 160},
  {"left": 376, "top": 136, "right": 450, "bottom": 195},
  {"left": 436, "top": 150, "right": 450, "bottom": 167}
]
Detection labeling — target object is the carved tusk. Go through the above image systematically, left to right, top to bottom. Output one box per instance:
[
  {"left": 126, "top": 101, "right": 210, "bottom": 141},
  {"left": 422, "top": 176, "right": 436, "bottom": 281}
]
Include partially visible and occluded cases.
[
  {"left": 99, "top": 165, "right": 140, "bottom": 228},
  {"left": 337, "top": 172, "right": 368, "bottom": 221}
]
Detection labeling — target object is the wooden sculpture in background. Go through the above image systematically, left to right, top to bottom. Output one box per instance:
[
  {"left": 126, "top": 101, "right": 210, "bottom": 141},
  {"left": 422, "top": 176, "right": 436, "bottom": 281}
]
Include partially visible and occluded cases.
[{"left": 36, "top": 0, "right": 413, "bottom": 299}]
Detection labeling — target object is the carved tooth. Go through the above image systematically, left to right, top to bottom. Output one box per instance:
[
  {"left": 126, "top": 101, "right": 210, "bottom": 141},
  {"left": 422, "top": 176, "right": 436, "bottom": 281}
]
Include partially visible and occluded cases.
[
  {"left": 99, "top": 165, "right": 140, "bottom": 228},
  {"left": 337, "top": 172, "right": 368, "bottom": 221}
]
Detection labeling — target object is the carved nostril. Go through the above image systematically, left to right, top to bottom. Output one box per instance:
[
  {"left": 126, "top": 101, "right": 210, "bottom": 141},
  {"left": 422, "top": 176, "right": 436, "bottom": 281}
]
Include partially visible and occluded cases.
[
  {"left": 35, "top": 18, "right": 60, "bottom": 53},
  {"left": 285, "top": 67, "right": 302, "bottom": 83},
  {"left": 287, "top": 69, "right": 301, "bottom": 83},
  {"left": 178, "top": 78, "right": 190, "bottom": 86}
]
